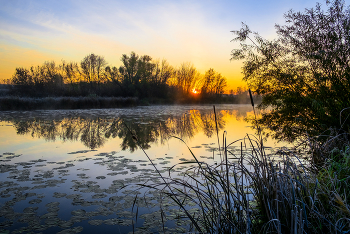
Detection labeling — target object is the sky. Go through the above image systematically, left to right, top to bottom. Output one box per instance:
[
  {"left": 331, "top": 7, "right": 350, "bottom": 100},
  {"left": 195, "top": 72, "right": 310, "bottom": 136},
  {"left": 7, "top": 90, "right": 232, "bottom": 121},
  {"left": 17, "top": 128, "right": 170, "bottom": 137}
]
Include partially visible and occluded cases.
[{"left": 0, "top": 0, "right": 346, "bottom": 90}]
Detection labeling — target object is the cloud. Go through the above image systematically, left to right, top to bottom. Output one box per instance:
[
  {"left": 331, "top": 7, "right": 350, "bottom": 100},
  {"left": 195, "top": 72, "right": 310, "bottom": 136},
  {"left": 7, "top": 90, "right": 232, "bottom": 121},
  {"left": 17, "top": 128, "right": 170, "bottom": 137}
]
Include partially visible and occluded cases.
[{"left": 2, "top": 0, "right": 332, "bottom": 87}]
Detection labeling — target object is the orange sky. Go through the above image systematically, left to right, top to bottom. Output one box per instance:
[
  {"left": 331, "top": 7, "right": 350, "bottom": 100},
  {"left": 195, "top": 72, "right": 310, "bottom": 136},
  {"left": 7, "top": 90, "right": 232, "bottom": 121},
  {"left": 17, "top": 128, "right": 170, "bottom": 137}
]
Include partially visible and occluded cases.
[
  {"left": 0, "top": 0, "right": 336, "bottom": 90},
  {"left": 0, "top": 41, "right": 246, "bottom": 90}
]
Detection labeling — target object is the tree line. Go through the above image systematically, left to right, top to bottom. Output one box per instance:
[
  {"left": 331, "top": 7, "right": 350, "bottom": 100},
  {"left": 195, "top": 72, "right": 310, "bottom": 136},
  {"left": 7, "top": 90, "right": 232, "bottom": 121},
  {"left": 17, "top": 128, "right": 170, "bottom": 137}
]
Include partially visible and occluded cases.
[{"left": 9, "top": 52, "right": 227, "bottom": 102}]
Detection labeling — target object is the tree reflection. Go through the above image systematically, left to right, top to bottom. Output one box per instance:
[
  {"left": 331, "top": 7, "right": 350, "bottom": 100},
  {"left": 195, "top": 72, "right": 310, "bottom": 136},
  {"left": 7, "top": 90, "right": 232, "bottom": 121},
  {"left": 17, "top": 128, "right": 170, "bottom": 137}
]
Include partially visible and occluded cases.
[{"left": 10, "top": 108, "right": 249, "bottom": 151}]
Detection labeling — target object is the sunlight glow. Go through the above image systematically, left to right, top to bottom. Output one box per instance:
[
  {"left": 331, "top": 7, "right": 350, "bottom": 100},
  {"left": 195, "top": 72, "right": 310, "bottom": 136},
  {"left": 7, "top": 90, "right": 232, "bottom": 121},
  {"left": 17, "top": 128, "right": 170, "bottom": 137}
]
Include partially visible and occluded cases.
[{"left": 192, "top": 88, "right": 199, "bottom": 94}]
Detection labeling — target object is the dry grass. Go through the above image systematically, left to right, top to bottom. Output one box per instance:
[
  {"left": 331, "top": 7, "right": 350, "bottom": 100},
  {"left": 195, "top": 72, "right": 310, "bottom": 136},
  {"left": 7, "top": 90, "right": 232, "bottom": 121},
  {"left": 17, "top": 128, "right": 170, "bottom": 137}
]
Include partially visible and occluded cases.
[
  {"left": 0, "top": 96, "right": 138, "bottom": 111},
  {"left": 133, "top": 105, "right": 350, "bottom": 233}
]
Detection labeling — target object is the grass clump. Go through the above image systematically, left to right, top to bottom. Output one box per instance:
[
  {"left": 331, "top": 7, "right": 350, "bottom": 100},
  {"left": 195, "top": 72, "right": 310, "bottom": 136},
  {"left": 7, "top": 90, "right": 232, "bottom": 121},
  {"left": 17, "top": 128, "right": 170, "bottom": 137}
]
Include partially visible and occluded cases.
[{"left": 133, "top": 106, "right": 350, "bottom": 233}]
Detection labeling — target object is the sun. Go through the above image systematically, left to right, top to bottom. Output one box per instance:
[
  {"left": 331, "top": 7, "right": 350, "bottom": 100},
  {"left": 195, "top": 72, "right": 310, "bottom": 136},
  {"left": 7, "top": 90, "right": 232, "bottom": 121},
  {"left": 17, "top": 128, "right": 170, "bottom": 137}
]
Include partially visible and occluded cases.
[{"left": 192, "top": 88, "right": 199, "bottom": 94}]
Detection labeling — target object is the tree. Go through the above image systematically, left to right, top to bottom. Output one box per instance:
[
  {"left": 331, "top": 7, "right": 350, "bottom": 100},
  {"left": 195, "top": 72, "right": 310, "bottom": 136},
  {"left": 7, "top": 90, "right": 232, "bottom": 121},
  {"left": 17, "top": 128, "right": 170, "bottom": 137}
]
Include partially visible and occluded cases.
[
  {"left": 231, "top": 0, "right": 350, "bottom": 142},
  {"left": 118, "top": 52, "right": 156, "bottom": 96},
  {"left": 119, "top": 52, "right": 139, "bottom": 86},
  {"left": 80, "top": 53, "right": 107, "bottom": 85},
  {"left": 96, "top": 55, "right": 108, "bottom": 85},
  {"left": 136, "top": 55, "right": 155, "bottom": 84},
  {"left": 149, "top": 59, "right": 175, "bottom": 98},
  {"left": 152, "top": 59, "right": 175, "bottom": 85},
  {"left": 10, "top": 61, "right": 63, "bottom": 96},
  {"left": 40, "top": 61, "right": 63, "bottom": 88},
  {"left": 60, "top": 61, "right": 80, "bottom": 85},
  {"left": 174, "top": 62, "right": 198, "bottom": 94},
  {"left": 105, "top": 66, "right": 119, "bottom": 82},
  {"left": 11, "top": 68, "right": 32, "bottom": 86},
  {"left": 201, "top": 68, "right": 227, "bottom": 97},
  {"left": 201, "top": 68, "right": 216, "bottom": 95},
  {"left": 213, "top": 73, "right": 227, "bottom": 95}
]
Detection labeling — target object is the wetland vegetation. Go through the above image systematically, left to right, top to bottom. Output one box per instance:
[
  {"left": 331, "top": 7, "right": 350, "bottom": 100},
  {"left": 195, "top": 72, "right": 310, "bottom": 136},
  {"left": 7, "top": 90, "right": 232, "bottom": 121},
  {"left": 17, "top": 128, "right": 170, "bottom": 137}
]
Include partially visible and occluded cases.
[
  {"left": 1, "top": 0, "right": 350, "bottom": 233},
  {"left": 135, "top": 0, "right": 350, "bottom": 233}
]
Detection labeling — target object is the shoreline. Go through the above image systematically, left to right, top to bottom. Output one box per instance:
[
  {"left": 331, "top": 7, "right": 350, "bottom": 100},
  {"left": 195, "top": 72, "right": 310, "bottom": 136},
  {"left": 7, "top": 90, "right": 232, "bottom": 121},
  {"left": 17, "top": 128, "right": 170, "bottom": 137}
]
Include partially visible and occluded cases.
[{"left": 0, "top": 95, "right": 256, "bottom": 111}]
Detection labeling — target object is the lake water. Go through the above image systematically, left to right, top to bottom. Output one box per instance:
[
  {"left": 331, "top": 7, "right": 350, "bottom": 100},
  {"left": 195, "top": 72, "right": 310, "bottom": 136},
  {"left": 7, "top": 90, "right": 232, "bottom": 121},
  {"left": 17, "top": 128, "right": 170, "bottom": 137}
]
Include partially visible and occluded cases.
[{"left": 0, "top": 104, "right": 283, "bottom": 233}]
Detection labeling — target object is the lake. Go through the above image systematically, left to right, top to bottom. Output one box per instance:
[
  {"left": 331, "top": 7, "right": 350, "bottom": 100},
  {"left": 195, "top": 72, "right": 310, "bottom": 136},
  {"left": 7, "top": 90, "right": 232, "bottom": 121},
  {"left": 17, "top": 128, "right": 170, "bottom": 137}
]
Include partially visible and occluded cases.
[{"left": 0, "top": 104, "right": 282, "bottom": 233}]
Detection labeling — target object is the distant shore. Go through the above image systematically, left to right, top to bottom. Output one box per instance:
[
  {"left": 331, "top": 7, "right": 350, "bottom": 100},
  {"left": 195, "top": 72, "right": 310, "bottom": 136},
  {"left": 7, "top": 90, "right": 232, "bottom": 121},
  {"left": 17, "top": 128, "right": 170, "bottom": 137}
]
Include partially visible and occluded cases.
[
  {"left": 0, "top": 95, "right": 257, "bottom": 111},
  {"left": 0, "top": 96, "right": 139, "bottom": 111}
]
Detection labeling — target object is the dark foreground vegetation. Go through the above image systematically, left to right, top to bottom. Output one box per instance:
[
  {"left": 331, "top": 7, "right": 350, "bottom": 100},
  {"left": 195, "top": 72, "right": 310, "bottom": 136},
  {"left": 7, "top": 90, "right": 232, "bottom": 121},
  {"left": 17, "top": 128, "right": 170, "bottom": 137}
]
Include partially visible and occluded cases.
[
  {"left": 231, "top": 0, "right": 350, "bottom": 143},
  {"left": 130, "top": 1, "right": 350, "bottom": 233},
  {"left": 135, "top": 127, "right": 350, "bottom": 233}
]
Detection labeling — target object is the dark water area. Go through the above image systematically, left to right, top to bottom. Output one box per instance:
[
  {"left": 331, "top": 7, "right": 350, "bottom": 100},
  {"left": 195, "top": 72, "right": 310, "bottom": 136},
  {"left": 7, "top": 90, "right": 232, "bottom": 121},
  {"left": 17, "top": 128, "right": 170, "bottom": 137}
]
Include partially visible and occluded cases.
[{"left": 0, "top": 104, "right": 279, "bottom": 233}]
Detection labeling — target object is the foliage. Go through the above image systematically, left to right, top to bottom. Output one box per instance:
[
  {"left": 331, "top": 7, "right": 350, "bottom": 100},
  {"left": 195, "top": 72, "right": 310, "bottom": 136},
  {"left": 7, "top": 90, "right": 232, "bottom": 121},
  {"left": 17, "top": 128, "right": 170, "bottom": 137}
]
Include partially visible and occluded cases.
[
  {"left": 231, "top": 0, "right": 350, "bottom": 142},
  {"left": 9, "top": 52, "right": 228, "bottom": 103},
  {"left": 118, "top": 52, "right": 172, "bottom": 98},
  {"left": 80, "top": 53, "right": 107, "bottom": 85},
  {"left": 11, "top": 61, "right": 64, "bottom": 96},
  {"left": 200, "top": 68, "right": 227, "bottom": 99},
  {"left": 134, "top": 107, "right": 350, "bottom": 233},
  {"left": 137, "top": 127, "right": 350, "bottom": 233}
]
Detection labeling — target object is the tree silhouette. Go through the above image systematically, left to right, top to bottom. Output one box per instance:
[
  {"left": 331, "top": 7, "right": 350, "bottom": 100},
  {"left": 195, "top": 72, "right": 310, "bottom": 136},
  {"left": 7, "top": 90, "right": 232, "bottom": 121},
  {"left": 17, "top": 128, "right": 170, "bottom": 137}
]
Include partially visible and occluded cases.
[
  {"left": 231, "top": 0, "right": 350, "bottom": 141},
  {"left": 9, "top": 51, "right": 228, "bottom": 102},
  {"left": 81, "top": 53, "right": 107, "bottom": 88},
  {"left": 201, "top": 68, "right": 227, "bottom": 98}
]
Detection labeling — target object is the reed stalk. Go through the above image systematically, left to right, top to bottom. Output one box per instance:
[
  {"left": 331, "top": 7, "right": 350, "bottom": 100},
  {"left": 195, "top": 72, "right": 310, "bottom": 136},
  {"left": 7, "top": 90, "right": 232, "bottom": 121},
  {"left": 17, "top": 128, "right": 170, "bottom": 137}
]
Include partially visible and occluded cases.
[{"left": 133, "top": 105, "right": 350, "bottom": 233}]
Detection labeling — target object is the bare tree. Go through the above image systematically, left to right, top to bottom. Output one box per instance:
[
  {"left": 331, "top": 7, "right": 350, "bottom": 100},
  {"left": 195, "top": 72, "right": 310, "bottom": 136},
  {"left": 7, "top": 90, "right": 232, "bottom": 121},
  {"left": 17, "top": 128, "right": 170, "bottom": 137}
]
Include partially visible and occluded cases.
[
  {"left": 80, "top": 53, "right": 107, "bottom": 85},
  {"left": 60, "top": 60, "right": 80, "bottom": 85},
  {"left": 175, "top": 62, "right": 198, "bottom": 94}
]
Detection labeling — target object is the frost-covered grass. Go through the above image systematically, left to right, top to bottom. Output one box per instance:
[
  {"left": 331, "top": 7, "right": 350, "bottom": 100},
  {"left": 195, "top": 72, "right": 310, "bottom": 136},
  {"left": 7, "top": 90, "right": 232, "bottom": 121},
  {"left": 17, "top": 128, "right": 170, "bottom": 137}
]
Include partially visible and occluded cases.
[
  {"left": 0, "top": 96, "right": 138, "bottom": 111},
  {"left": 133, "top": 104, "right": 350, "bottom": 233}
]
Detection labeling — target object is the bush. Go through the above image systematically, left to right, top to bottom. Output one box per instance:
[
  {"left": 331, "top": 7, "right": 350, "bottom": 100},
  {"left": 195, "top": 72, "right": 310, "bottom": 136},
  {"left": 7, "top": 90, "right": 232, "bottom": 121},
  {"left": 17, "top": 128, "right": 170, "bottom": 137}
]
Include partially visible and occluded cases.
[{"left": 231, "top": 0, "right": 350, "bottom": 142}]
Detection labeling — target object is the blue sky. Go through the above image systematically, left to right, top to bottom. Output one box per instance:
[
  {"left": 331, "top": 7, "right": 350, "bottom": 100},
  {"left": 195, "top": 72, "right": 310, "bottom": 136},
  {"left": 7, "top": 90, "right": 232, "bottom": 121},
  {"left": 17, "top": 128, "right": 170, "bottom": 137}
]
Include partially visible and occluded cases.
[{"left": 0, "top": 0, "right": 347, "bottom": 89}]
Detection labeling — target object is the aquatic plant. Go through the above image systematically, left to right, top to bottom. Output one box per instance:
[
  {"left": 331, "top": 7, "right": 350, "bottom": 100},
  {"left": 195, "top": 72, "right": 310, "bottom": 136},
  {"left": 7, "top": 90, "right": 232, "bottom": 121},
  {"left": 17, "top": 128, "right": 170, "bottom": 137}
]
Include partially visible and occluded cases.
[{"left": 133, "top": 105, "right": 350, "bottom": 233}]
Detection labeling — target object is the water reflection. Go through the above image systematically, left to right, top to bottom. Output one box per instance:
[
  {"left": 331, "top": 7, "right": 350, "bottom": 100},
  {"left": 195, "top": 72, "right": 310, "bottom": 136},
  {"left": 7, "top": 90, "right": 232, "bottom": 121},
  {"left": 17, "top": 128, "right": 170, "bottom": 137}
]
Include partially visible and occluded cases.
[
  {"left": 0, "top": 105, "right": 256, "bottom": 233},
  {"left": 8, "top": 108, "right": 249, "bottom": 151}
]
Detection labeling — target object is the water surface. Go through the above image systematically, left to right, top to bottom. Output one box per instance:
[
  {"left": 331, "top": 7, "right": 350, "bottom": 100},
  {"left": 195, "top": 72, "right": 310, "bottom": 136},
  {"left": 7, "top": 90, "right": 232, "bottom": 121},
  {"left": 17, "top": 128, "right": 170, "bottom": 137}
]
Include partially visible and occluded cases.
[{"left": 0, "top": 104, "right": 276, "bottom": 233}]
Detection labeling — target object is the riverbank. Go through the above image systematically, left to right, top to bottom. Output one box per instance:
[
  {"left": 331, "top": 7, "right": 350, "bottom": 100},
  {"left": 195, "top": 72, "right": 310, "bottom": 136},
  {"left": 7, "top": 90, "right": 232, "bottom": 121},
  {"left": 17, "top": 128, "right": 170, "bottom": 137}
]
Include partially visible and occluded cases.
[
  {"left": 0, "top": 95, "right": 258, "bottom": 111},
  {"left": 0, "top": 96, "right": 139, "bottom": 111},
  {"left": 144, "top": 129, "right": 350, "bottom": 233}
]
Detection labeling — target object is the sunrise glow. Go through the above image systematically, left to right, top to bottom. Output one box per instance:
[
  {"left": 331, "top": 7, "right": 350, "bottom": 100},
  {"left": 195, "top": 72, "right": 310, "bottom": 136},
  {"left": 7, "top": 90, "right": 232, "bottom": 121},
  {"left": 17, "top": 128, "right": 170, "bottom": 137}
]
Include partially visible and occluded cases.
[{"left": 0, "top": 0, "right": 333, "bottom": 90}]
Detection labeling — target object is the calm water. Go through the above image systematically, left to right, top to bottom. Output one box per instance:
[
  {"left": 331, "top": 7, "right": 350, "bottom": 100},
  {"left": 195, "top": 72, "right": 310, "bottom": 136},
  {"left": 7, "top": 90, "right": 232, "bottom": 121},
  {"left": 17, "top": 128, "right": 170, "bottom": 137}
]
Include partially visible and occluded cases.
[{"left": 0, "top": 104, "right": 281, "bottom": 233}]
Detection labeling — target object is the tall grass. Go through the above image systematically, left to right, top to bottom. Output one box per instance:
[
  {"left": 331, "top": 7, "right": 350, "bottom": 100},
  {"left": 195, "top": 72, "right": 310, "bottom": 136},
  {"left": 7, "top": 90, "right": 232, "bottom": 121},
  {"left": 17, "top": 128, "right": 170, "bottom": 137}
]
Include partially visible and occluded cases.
[
  {"left": 0, "top": 96, "right": 138, "bottom": 111},
  {"left": 131, "top": 99, "right": 350, "bottom": 233},
  {"left": 136, "top": 134, "right": 313, "bottom": 233}
]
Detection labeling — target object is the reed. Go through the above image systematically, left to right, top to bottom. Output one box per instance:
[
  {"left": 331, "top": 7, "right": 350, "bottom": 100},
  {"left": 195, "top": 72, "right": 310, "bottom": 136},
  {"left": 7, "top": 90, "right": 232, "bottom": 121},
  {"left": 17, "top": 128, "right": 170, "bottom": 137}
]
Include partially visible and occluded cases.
[
  {"left": 0, "top": 96, "right": 138, "bottom": 110},
  {"left": 133, "top": 104, "right": 350, "bottom": 233}
]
